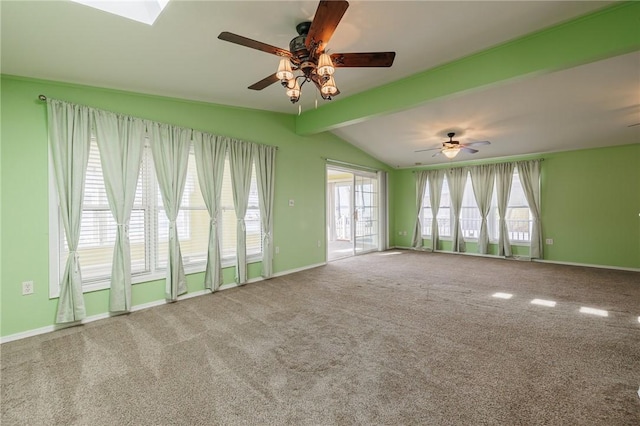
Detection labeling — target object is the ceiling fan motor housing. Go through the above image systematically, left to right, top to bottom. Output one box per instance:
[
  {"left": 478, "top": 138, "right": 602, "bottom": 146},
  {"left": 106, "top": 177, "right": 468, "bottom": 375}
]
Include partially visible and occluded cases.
[
  {"left": 290, "top": 22, "right": 313, "bottom": 62},
  {"left": 446, "top": 132, "right": 460, "bottom": 146}
]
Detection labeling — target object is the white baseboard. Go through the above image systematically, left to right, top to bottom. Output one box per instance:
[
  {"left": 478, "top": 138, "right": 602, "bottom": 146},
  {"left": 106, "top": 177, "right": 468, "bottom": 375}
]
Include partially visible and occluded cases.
[
  {"left": 391, "top": 246, "right": 639, "bottom": 271},
  {"left": 533, "top": 259, "right": 640, "bottom": 272},
  {"left": 272, "top": 262, "right": 326, "bottom": 277},
  {"left": 0, "top": 263, "right": 326, "bottom": 345},
  {"left": 0, "top": 293, "right": 208, "bottom": 345}
]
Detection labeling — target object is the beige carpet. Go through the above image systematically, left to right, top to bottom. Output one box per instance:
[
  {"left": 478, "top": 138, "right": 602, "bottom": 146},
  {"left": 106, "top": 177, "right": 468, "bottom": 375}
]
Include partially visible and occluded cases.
[{"left": 2, "top": 250, "right": 639, "bottom": 425}]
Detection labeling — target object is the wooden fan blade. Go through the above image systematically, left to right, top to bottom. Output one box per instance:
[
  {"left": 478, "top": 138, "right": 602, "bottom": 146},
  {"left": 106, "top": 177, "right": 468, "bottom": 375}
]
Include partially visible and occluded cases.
[
  {"left": 305, "top": 0, "right": 349, "bottom": 53},
  {"left": 218, "top": 32, "right": 291, "bottom": 58},
  {"left": 331, "top": 52, "right": 396, "bottom": 68},
  {"left": 248, "top": 74, "right": 280, "bottom": 90},
  {"left": 464, "top": 140, "right": 491, "bottom": 147},
  {"left": 415, "top": 146, "right": 442, "bottom": 153},
  {"left": 460, "top": 147, "right": 479, "bottom": 154}
]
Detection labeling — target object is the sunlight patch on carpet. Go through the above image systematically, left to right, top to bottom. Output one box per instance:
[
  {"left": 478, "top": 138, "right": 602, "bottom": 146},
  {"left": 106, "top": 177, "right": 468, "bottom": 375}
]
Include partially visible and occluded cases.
[
  {"left": 378, "top": 251, "right": 403, "bottom": 256},
  {"left": 492, "top": 292, "right": 513, "bottom": 299},
  {"left": 531, "top": 299, "right": 556, "bottom": 307},
  {"left": 579, "top": 307, "right": 608, "bottom": 317}
]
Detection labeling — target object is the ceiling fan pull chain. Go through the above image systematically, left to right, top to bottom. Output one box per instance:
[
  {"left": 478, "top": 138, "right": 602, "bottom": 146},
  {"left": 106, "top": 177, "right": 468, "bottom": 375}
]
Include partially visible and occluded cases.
[{"left": 298, "top": 104, "right": 302, "bottom": 116}]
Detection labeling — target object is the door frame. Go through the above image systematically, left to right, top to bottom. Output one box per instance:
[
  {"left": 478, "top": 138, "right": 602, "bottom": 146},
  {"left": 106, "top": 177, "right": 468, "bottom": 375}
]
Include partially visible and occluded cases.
[{"left": 325, "top": 162, "right": 387, "bottom": 262}]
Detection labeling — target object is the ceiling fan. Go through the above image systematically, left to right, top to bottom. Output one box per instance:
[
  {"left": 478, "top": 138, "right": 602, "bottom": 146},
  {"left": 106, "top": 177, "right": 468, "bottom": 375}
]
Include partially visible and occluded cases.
[
  {"left": 218, "top": 0, "right": 395, "bottom": 104},
  {"left": 415, "top": 133, "right": 491, "bottom": 159}
]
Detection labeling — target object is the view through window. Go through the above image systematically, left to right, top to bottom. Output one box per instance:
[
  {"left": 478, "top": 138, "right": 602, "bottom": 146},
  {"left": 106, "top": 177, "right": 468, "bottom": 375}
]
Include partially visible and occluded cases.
[
  {"left": 58, "top": 138, "right": 262, "bottom": 288},
  {"left": 421, "top": 168, "right": 532, "bottom": 243}
]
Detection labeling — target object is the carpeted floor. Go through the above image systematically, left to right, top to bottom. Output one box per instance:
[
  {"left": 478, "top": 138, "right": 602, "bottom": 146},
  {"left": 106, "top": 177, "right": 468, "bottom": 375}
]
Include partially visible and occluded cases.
[{"left": 2, "top": 250, "right": 639, "bottom": 425}]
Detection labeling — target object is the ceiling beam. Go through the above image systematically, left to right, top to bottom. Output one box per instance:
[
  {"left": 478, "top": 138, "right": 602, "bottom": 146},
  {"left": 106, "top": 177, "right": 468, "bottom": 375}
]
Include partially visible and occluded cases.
[{"left": 295, "top": 1, "right": 640, "bottom": 135}]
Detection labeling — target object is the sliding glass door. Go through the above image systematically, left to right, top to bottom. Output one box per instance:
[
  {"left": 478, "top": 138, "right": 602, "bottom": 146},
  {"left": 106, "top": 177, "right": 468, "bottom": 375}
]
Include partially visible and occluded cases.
[
  {"left": 327, "top": 165, "right": 382, "bottom": 261},
  {"left": 354, "top": 174, "right": 379, "bottom": 254}
]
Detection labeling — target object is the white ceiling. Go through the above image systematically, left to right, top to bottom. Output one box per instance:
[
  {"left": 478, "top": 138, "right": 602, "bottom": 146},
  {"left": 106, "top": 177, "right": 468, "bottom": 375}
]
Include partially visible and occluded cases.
[
  {"left": 2, "top": 0, "right": 638, "bottom": 168},
  {"left": 333, "top": 51, "right": 640, "bottom": 167}
]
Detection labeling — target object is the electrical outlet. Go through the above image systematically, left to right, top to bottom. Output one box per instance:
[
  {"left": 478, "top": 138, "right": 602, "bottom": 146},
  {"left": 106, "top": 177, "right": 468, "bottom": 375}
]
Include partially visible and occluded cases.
[
  {"left": 288, "top": 199, "right": 294, "bottom": 207},
  {"left": 398, "top": 231, "right": 402, "bottom": 235},
  {"left": 545, "top": 238, "right": 554, "bottom": 245},
  {"left": 317, "top": 240, "right": 321, "bottom": 247},
  {"left": 275, "top": 246, "right": 279, "bottom": 254},
  {"left": 22, "top": 281, "right": 34, "bottom": 295}
]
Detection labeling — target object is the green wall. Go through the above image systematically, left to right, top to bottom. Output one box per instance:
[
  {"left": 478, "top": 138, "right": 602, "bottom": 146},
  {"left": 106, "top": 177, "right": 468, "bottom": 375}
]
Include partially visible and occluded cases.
[
  {"left": 2, "top": 74, "right": 638, "bottom": 340},
  {"left": 0, "top": 75, "right": 391, "bottom": 338},
  {"left": 391, "top": 144, "right": 640, "bottom": 268},
  {"left": 542, "top": 145, "right": 639, "bottom": 267}
]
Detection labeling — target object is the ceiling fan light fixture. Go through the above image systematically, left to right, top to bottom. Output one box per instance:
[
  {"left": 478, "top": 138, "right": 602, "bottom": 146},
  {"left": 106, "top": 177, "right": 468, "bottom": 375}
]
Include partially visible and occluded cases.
[
  {"left": 218, "top": 1, "right": 395, "bottom": 106},
  {"left": 317, "top": 53, "right": 335, "bottom": 77},
  {"left": 276, "top": 58, "right": 294, "bottom": 81},
  {"left": 321, "top": 76, "right": 338, "bottom": 95},
  {"left": 286, "top": 79, "right": 301, "bottom": 103},
  {"left": 442, "top": 147, "right": 460, "bottom": 159}
]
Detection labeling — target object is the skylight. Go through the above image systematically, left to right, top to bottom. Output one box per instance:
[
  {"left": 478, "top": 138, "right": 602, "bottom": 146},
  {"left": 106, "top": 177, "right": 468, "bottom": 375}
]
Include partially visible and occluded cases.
[{"left": 71, "top": 0, "right": 170, "bottom": 25}]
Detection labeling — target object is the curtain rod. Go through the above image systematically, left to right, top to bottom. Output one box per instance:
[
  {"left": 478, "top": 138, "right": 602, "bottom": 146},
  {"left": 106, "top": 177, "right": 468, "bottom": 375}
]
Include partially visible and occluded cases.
[
  {"left": 35, "top": 94, "right": 278, "bottom": 150},
  {"left": 324, "top": 158, "right": 380, "bottom": 172},
  {"left": 411, "top": 158, "right": 544, "bottom": 172}
]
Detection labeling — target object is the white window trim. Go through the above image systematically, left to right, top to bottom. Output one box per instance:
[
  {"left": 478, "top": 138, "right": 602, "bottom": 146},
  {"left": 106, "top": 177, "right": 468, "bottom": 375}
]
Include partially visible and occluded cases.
[{"left": 49, "top": 255, "right": 263, "bottom": 298}]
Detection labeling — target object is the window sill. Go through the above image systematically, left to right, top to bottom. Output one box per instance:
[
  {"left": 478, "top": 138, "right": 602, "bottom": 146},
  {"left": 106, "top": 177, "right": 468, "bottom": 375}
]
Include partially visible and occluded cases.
[
  {"left": 420, "top": 236, "right": 531, "bottom": 245},
  {"left": 52, "top": 255, "right": 263, "bottom": 298}
]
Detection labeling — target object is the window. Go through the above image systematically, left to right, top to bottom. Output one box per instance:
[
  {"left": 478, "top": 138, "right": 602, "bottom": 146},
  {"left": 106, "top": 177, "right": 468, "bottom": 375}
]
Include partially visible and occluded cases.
[
  {"left": 53, "top": 136, "right": 262, "bottom": 295},
  {"left": 59, "top": 139, "right": 148, "bottom": 284},
  {"left": 155, "top": 147, "right": 209, "bottom": 269},
  {"left": 220, "top": 159, "right": 262, "bottom": 258},
  {"left": 421, "top": 166, "right": 532, "bottom": 244},
  {"left": 504, "top": 168, "right": 532, "bottom": 242},
  {"left": 421, "top": 174, "right": 463, "bottom": 238},
  {"left": 459, "top": 174, "right": 482, "bottom": 239},
  {"left": 355, "top": 175, "right": 379, "bottom": 252},
  {"left": 422, "top": 175, "right": 480, "bottom": 238},
  {"left": 438, "top": 175, "right": 452, "bottom": 237},
  {"left": 333, "top": 182, "right": 352, "bottom": 240},
  {"left": 421, "top": 184, "right": 432, "bottom": 236}
]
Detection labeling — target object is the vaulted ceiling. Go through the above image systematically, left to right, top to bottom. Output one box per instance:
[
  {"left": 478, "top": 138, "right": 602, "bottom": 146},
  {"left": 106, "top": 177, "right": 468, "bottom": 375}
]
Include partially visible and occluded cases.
[{"left": 2, "top": 1, "right": 638, "bottom": 168}]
